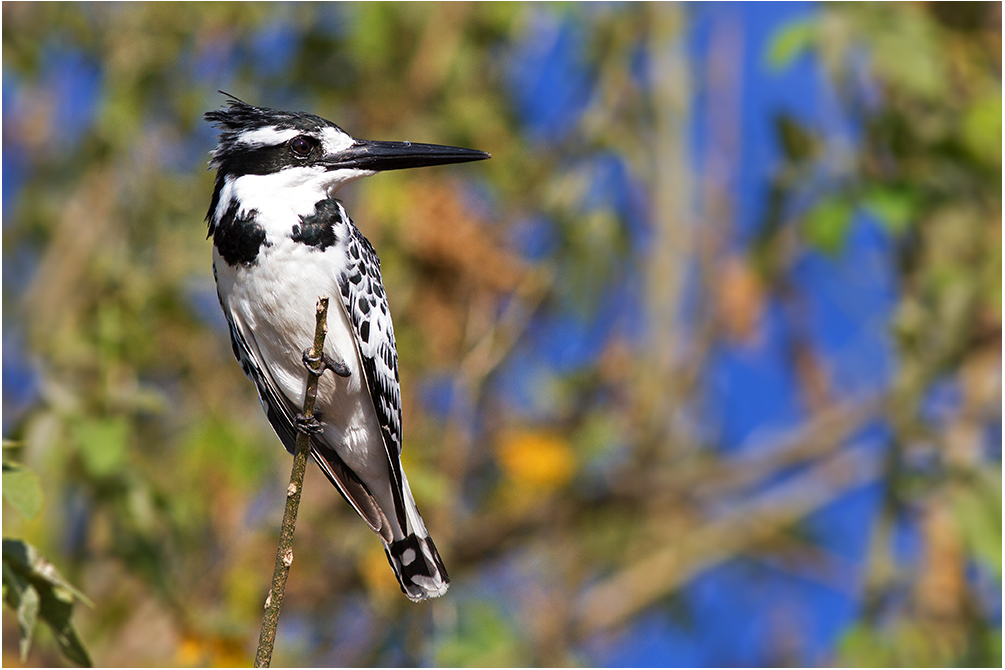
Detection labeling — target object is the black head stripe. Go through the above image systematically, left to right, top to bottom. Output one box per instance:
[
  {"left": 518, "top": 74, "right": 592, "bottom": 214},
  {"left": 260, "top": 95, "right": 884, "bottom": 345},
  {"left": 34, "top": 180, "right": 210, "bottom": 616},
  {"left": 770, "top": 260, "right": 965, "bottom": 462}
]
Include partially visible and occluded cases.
[
  {"left": 205, "top": 98, "right": 349, "bottom": 181},
  {"left": 215, "top": 142, "right": 306, "bottom": 179}
]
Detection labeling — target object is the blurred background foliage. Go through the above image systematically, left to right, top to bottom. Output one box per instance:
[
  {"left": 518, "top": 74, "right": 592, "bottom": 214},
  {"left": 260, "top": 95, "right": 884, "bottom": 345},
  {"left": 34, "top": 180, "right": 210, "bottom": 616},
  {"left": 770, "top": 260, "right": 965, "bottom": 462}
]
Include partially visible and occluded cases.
[{"left": 2, "top": 2, "right": 1000, "bottom": 667}]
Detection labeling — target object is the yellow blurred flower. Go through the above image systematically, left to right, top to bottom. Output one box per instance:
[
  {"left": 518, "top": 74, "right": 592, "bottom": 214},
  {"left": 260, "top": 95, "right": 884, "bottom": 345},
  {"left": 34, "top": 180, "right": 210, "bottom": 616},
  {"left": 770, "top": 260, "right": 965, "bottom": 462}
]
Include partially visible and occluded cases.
[
  {"left": 495, "top": 429, "right": 576, "bottom": 491},
  {"left": 360, "top": 543, "right": 403, "bottom": 604},
  {"left": 175, "top": 632, "right": 249, "bottom": 668}
]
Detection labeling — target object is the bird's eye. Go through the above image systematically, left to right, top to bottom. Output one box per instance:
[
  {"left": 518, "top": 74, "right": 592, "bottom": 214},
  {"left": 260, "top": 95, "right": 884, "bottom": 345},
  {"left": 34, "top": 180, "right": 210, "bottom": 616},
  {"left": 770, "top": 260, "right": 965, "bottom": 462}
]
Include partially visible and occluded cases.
[{"left": 289, "top": 136, "right": 315, "bottom": 158}]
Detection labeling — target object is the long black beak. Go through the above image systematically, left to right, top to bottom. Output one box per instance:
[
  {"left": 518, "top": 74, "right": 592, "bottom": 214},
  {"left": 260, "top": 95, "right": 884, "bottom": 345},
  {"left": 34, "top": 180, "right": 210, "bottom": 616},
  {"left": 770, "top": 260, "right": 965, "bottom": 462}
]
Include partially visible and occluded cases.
[{"left": 323, "top": 139, "right": 490, "bottom": 172}]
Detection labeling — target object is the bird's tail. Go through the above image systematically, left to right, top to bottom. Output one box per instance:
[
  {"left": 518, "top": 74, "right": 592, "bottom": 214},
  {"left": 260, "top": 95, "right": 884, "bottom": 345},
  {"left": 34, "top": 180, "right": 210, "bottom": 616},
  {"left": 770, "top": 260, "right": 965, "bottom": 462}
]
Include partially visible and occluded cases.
[
  {"left": 310, "top": 443, "right": 448, "bottom": 600},
  {"left": 384, "top": 472, "right": 449, "bottom": 601},
  {"left": 385, "top": 533, "right": 449, "bottom": 601}
]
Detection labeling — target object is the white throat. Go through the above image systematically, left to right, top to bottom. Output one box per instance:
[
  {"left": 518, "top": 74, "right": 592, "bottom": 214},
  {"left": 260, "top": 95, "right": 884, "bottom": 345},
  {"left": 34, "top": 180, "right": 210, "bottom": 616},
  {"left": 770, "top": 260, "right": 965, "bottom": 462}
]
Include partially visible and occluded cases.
[{"left": 214, "top": 166, "right": 372, "bottom": 238}]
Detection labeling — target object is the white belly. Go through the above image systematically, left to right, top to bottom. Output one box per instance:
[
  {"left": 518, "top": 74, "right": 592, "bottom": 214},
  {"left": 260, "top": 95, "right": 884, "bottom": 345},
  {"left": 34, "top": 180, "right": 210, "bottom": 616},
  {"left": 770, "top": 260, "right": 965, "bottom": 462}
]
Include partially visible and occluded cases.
[{"left": 214, "top": 239, "right": 385, "bottom": 479}]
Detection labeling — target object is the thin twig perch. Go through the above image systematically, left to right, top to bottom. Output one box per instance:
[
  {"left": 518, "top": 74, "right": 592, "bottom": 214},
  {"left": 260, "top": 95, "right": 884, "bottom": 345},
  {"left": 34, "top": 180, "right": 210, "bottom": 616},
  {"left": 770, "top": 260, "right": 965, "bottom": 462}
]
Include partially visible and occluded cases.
[{"left": 254, "top": 296, "right": 330, "bottom": 668}]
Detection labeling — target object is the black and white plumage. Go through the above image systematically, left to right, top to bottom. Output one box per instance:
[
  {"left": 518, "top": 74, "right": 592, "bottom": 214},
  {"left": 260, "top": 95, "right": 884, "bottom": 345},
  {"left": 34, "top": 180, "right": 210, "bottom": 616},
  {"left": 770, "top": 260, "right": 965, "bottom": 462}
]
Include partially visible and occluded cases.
[{"left": 205, "top": 96, "right": 488, "bottom": 601}]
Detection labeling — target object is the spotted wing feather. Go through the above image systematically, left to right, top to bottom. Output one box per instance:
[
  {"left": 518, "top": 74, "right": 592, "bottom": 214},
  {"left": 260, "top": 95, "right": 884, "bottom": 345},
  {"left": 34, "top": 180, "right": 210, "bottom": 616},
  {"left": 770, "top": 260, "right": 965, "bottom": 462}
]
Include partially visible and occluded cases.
[{"left": 335, "top": 219, "right": 408, "bottom": 526}]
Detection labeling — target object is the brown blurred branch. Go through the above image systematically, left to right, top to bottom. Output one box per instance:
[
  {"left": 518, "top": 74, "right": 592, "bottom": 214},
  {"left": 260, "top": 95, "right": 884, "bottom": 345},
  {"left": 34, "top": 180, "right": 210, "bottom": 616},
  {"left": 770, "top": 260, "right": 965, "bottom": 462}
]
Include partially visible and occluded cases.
[
  {"left": 637, "top": 4, "right": 694, "bottom": 454},
  {"left": 436, "top": 265, "right": 554, "bottom": 544},
  {"left": 458, "top": 267, "right": 554, "bottom": 383},
  {"left": 254, "top": 297, "right": 330, "bottom": 669},
  {"left": 453, "top": 395, "right": 881, "bottom": 565},
  {"left": 666, "top": 396, "right": 883, "bottom": 504},
  {"left": 574, "top": 440, "right": 882, "bottom": 638}
]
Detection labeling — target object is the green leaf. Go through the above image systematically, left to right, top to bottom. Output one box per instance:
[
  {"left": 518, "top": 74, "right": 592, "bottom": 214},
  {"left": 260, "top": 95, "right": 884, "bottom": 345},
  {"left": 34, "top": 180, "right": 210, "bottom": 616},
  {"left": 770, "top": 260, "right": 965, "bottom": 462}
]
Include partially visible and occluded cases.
[
  {"left": 868, "top": 6, "right": 946, "bottom": 100},
  {"left": 767, "top": 19, "right": 815, "bottom": 70},
  {"left": 963, "top": 93, "right": 1002, "bottom": 167},
  {"left": 775, "top": 113, "right": 818, "bottom": 163},
  {"left": 863, "top": 187, "right": 918, "bottom": 235},
  {"left": 804, "top": 197, "right": 853, "bottom": 255},
  {"left": 71, "top": 416, "right": 130, "bottom": 477},
  {"left": 3, "top": 461, "right": 44, "bottom": 520},
  {"left": 951, "top": 469, "right": 1002, "bottom": 580},
  {"left": 2, "top": 539, "right": 93, "bottom": 667},
  {"left": 3, "top": 539, "right": 93, "bottom": 608},
  {"left": 3, "top": 559, "right": 40, "bottom": 660},
  {"left": 37, "top": 581, "right": 93, "bottom": 667},
  {"left": 18, "top": 583, "right": 41, "bottom": 660},
  {"left": 436, "top": 601, "right": 528, "bottom": 667},
  {"left": 838, "top": 624, "right": 893, "bottom": 667},
  {"left": 986, "top": 632, "right": 1003, "bottom": 668}
]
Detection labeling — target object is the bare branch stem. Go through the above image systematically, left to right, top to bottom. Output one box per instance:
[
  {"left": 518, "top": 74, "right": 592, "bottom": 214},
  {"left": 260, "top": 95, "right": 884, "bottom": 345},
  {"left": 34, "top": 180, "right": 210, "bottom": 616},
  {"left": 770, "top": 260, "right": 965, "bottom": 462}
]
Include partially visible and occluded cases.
[{"left": 254, "top": 296, "right": 330, "bottom": 668}]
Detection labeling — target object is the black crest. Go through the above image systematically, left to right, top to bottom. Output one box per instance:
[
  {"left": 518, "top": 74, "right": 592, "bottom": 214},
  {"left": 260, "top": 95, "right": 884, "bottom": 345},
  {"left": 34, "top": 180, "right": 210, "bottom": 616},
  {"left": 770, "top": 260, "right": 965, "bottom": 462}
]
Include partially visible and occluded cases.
[{"left": 204, "top": 92, "right": 345, "bottom": 155}]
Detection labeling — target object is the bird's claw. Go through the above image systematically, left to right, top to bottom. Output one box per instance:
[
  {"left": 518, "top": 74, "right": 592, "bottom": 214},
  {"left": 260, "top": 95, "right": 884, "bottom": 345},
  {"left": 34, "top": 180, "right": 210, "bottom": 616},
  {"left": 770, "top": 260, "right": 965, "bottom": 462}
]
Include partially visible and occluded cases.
[
  {"left": 302, "top": 349, "right": 351, "bottom": 378},
  {"left": 302, "top": 349, "right": 325, "bottom": 376},
  {"left": 326, "top": 354, "right": 352, "bottom": 378},
  {"left": 295, "top": 412, "right": 324, "bottom": 435}
]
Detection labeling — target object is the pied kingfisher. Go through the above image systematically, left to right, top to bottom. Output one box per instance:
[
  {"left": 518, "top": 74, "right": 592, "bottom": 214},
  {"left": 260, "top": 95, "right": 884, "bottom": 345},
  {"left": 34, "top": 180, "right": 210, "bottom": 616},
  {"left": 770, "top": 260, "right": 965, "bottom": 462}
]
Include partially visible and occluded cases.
[{"left": 205, "top": 96, "right": 488, "bottom": 601}]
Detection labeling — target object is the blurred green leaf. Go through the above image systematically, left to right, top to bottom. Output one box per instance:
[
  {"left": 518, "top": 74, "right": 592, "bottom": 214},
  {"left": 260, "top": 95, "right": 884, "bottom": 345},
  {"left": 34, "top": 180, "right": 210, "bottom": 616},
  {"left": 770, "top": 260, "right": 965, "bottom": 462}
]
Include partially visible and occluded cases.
[
  {"left": 347, "top": 3, "right": 400, "bottom": 73},
  {"left": 868, "top": 6, "right": 946, "bottom": 100},
  {"left": 767, "top": 19, "right": 814, "bottom": 70},
  {"left": 962, "top": 93, "right": 1003, "bottom": 167},
  {"left": 775, "top": 113, "right": 818, "bottom": 163},
  {"left": 863, "top": 186, "right": 919, "bottom": 235},
  {"left": 803, "top": 197, "right": 853, "bottom": 255},
  {"left": 984, "top": 224, "right": 1002, "bottom": 323},
  {"left": 573, "top": 411, "right": 622, "bottom": 461},
  {"left": 72, "top": 416, "right": 129, "bottom": 477},
  {"left": 181, "top": 417, "right": 272, "bottom": 492},
  {"left": 3, "top": 461, "right": 44, "bottom": 520},
  {"left": 951, "top": 469, "right": 1002, "bottom": 580},
  {"left": 2, "top": 539, "right": 93, "bottom": 666},
  {"left": 437, "top": 601, "right": 528, "bottom": 667},
  {"left": 838, "top": 620, "right": 972, "bottom": 667},
  {"left": 839, "top": 624, "right": 894, "bottom": 667},
  {"left": 986, "top": 632, "right": 1003, "bottom": 667}
]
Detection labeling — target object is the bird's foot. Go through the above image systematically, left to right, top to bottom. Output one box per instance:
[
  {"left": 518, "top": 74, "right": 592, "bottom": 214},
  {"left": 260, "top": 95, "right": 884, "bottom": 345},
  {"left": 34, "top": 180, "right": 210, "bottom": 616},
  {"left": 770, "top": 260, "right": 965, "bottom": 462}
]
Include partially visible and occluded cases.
[
  {"left": 302, "top": 349, "right": 351, "bottom": 378},
  {"left": 326, "top": 355, "right": 352, "bottom": 378},
  {"left": 295, "top": 412, "right": 324, "bottom": 435}
]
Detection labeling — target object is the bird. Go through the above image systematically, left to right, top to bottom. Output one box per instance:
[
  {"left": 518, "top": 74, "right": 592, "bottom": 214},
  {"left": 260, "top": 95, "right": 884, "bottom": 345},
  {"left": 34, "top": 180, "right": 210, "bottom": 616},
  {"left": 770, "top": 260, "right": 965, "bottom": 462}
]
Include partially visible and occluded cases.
[{"left": 204, "top": 95, "right": 489, "bottom": 601}]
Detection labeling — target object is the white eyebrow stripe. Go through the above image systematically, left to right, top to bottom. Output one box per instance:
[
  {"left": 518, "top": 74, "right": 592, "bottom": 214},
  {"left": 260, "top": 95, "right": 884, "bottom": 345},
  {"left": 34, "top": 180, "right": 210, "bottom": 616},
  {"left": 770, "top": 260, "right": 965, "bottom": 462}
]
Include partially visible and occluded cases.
[
  {"left": 236, "top": 126, "right": 302, "bottom": 147},
  {"left": 321, "top": 126, "right": 356, "bottom": 154}
]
